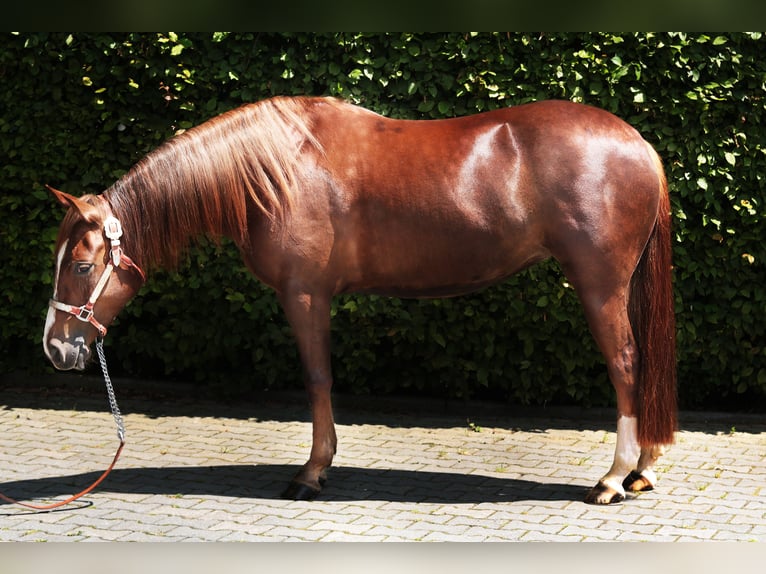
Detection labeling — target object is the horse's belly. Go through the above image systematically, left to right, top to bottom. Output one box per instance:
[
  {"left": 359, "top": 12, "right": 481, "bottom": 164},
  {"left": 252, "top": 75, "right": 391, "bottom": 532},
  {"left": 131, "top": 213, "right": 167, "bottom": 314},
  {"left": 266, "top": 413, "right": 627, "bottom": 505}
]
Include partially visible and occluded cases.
[{"left": 336, "top": 236, "right": 549, "bottom": 298}]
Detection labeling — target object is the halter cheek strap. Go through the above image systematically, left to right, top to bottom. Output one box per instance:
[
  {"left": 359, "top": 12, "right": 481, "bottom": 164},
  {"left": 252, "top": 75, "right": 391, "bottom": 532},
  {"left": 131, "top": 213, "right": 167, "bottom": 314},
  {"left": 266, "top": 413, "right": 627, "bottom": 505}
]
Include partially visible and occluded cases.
[{"left": 49, "top": 216, "right": 145, "bottom": 337}]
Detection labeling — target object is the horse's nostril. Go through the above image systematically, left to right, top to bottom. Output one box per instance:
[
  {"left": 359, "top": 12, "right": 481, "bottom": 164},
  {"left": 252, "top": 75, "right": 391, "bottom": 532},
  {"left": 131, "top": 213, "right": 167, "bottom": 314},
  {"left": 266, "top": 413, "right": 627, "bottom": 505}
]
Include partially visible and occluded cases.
[
  {"left": 45, "top": 338, "right": 87, "bottom": 371},
  {"left": 46, "top": 338, "right": 68, "bottom": 364}
]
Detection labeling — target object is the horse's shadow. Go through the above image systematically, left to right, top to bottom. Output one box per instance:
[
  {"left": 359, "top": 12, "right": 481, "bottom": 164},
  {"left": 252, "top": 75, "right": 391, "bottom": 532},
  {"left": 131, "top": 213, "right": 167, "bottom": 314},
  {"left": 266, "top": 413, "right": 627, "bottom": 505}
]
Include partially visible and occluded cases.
[{"left": 1, "top": 464, "right": 587, "bottom": 513}]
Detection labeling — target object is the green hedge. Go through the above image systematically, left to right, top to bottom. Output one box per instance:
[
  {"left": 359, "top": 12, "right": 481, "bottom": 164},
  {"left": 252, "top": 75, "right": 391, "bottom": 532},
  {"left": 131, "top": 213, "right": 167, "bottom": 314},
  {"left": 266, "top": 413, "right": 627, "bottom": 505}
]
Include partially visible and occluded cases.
[{"left": 2, "top": 33, "right": 764, "bottom": 410}]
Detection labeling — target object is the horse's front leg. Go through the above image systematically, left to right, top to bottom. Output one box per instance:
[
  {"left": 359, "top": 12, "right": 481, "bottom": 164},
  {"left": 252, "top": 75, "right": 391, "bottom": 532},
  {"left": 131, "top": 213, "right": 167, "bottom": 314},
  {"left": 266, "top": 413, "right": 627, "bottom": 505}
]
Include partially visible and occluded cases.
[{"left": 278, "top": 289, "right": 337, "bottom": 501}]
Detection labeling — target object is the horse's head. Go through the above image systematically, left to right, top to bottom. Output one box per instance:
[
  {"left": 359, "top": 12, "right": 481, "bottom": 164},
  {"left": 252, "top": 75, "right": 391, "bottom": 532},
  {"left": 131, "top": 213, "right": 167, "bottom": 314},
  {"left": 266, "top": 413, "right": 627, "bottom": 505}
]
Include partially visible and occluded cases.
[{"left": 43, "top": 187, "right": 145, "bottom": 370}]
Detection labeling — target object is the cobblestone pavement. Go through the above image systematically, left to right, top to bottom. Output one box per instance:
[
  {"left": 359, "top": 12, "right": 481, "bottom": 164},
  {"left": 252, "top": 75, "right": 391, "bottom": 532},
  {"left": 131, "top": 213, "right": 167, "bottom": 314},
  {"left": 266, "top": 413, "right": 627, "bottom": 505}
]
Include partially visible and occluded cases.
[{"left": 1, "top": 378, "right": 764, "bottom": 542}]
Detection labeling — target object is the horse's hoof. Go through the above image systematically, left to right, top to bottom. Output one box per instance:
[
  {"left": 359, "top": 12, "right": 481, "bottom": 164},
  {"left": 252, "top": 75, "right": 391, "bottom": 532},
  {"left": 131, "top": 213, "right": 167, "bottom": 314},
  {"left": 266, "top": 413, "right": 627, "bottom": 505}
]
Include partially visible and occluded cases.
[
  {"left": 622, "top": 470, "right": 655, "bottom": 493},
  {"left": 281, "top": 481, "right": 321, "bottom": 501},
  {"left": 584, "top": 481, "right": 625, "bottom": 505}
]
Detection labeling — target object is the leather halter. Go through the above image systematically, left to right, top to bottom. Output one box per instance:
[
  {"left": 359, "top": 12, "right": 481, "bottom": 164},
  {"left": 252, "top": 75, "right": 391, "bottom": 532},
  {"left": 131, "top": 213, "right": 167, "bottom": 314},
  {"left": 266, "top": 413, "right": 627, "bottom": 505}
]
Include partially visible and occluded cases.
[
  {"left": 0, "top": 215, "right": 143, "bottom": 511},
  {"left": 49, "top": 215, "right": 145, "bottom": 337}
]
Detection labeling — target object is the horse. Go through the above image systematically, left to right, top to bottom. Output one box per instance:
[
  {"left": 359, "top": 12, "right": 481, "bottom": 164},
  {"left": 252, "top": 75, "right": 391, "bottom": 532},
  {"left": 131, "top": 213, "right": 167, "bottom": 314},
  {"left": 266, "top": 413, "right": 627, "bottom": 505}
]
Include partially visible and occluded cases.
[{"left": 43, "top": 95, "right": 676, "bottom": 505}]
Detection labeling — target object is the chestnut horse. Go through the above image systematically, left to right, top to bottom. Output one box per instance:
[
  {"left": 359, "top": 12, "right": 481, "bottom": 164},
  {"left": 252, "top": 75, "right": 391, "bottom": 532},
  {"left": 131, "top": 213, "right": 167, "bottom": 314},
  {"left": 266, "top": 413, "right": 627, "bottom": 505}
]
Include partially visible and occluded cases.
[{"left": 43, "top": 96, "right": 676, "bottom": 504}]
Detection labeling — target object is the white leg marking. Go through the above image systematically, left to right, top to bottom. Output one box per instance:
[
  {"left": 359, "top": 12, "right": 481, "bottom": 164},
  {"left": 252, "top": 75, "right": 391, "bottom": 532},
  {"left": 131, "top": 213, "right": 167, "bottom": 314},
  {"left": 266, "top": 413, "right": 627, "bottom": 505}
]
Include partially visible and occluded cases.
[
  {"left": 600, "top": 415, "right": 640, "bottom": 495},
  {"left": 630, "top": 444, "right": 668, "bottom": 490},
  {"left": 637, "top": 444, "right": 666, "bottom": 472}
]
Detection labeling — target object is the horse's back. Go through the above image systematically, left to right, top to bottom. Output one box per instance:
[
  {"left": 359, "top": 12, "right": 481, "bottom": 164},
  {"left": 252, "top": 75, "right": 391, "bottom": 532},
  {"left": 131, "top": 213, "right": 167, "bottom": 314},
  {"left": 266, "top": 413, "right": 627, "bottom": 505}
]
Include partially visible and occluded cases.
[
  {"left": 306, "top": 97, "right": 657, "bottom": 209},
  {"left": 269, "top": 98, "right": 663, "bottom": 298}
]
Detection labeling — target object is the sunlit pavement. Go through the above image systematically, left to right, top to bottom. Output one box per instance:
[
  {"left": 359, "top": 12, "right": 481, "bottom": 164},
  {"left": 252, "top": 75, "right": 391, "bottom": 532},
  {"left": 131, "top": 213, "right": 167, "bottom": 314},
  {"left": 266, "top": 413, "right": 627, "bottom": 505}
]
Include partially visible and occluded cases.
[{"left": 1, "top": 378, "right": 764, "bottom": 541}]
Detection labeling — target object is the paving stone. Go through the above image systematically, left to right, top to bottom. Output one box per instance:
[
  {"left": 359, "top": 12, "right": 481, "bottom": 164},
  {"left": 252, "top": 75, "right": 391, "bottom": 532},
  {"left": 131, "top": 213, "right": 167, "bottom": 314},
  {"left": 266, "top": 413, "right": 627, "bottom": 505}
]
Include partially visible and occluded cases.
[{"left": 1, "top": 386, "right": 764, "bottom": 542}]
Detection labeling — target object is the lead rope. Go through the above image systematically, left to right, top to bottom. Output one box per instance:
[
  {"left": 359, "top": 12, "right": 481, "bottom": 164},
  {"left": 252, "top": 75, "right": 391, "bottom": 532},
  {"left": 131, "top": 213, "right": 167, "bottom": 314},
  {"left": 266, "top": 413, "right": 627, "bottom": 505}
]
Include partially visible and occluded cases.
[
  {"left": 96, "top": 336, "right": 126, "bottom": 442},
  {"left": 0, "top": 338, "right": 125, "bottom": 511}
]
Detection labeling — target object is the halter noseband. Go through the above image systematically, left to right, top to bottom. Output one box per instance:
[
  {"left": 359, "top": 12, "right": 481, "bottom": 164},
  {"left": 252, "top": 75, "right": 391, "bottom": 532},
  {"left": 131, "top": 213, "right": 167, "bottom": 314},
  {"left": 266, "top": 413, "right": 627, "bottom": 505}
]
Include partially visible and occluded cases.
[{"left": 49, "top": 216, "right": 145, "bottom": 337}]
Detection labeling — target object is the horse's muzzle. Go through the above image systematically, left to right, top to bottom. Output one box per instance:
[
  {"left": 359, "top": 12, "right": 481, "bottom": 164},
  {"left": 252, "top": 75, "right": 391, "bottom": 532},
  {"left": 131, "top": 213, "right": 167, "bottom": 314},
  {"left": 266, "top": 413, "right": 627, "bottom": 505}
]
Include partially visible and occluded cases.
[{"left": 45, "top": 336, "right": 91, "bottom": 371}]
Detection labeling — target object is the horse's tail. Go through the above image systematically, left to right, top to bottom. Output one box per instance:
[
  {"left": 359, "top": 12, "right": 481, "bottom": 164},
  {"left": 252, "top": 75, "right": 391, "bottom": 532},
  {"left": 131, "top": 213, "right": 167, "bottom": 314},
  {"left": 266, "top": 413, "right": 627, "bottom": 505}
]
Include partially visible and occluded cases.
[{"left": 630, "top": 143, "right": 677, "bottom": 447}]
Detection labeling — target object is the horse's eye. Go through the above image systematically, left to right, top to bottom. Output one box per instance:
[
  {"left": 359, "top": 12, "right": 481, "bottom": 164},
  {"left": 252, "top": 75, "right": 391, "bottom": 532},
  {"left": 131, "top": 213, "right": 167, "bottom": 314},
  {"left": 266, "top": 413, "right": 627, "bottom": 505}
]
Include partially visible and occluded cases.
[{"left": 74, "top": 262, "right": 94, "bottom": 276}]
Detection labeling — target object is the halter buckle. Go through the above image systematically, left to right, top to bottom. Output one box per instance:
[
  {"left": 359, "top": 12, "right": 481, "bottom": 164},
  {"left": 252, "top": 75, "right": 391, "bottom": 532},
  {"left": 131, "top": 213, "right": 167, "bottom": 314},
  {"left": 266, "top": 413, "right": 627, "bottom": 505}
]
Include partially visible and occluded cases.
[
  {"left": 104, "top": 216, "right": 123, "bottom": 241},
  {"left": 104, "top": 217, "right": 124, "bottom": 267},
  {"left": 76, "top": 305, "right": 94, "bottom": 322}
]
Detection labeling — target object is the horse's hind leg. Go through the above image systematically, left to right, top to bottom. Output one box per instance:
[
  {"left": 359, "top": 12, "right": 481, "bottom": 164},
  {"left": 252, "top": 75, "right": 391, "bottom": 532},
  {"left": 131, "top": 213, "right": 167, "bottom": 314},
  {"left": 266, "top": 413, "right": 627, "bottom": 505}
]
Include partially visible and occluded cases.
[
  {"left": 560, "top": 259, "right": 647, "bottom": 504},
  {"left": 278, "top": 289, "right": 337, "bottom": 500},
  {"left": 582, "top": 293, "right": 642, "bottom": 504},
  {"left": 624, "top": 444, "right": 666, "bottom": 493}
]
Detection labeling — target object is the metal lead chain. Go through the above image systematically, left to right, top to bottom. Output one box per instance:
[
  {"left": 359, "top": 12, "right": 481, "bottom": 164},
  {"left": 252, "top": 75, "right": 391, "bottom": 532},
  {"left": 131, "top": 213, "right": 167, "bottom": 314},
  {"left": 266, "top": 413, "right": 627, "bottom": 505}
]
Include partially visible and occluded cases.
[{"left": 95, "top": 337, "right": 126, "bottom": 442}]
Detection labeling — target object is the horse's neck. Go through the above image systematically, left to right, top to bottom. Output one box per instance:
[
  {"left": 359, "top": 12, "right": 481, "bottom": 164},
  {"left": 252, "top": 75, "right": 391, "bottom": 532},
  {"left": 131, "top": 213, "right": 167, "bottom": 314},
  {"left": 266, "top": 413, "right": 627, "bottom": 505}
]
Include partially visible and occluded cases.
[{"left": 106, "top": 179, "right": 222, "bottom": 271}]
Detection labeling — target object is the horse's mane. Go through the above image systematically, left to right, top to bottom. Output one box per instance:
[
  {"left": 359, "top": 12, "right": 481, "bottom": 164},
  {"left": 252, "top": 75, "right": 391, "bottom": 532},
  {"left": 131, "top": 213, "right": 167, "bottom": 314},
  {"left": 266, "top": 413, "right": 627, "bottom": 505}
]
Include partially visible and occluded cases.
[{"left": 103, "top": 96, "right": 323, "bottom": 270}]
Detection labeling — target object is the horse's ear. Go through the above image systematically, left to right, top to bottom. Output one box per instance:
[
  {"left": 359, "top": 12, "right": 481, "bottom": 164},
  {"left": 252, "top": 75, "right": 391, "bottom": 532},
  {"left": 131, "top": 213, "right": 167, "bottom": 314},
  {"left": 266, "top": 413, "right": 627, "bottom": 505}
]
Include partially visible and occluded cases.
[{"left": 46, "top": 185, "right": 101, "bottom": 223}]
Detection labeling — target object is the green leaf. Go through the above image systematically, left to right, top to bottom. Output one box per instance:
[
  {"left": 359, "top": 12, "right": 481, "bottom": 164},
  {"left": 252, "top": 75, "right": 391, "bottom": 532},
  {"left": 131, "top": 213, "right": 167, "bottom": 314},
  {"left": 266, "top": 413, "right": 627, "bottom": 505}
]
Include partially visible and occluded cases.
[{"left": 2, "top": 32, "right": 764, "bottom": 411}]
